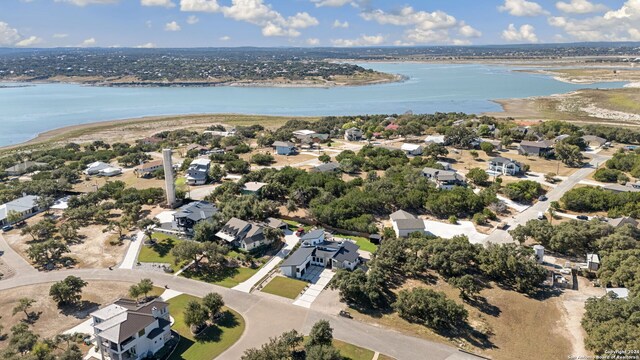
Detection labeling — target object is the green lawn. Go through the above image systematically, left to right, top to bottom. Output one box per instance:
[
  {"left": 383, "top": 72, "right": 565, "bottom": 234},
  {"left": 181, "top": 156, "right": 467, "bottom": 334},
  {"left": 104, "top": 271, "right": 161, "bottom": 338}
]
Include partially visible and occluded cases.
[
  {"left": 175, "top": 177, "right": 187, "bottom": 187},
  {"left": 282, "top": 219, "right": 312, "bottom": 232},
  {"left": 137, "top": 233, "right": 184, "bottom": 271},
  {"left": 338, "top": 235, "right": 378, "bottom": 253},
  {"left": 181, "top": 266, "right": 260, "bottom": 288},
  {"left": 260, "top": 276, "right": 308, "bottom": 299},
  {"left": 167, "top": 294, "right": 245, "bottom": 360},
  {"left": 333, "top": 339, "right": 376, "bottom": 360}
]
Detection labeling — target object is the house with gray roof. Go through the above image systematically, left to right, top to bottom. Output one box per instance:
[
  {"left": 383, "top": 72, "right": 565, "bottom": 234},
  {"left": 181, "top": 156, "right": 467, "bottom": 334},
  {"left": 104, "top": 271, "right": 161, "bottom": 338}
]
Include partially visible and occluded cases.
[
  {"left": 344, "top": 127, "right": 363, "bottom": 141},
  {"left": 582, "top": 135, "right": 607, "bottom": 148},
  {"left": 518, "top": 140, "right": 555, "bottom": 157},
  {"left": 272, "top": 141, "right": 297, "bottom": 156},
  {"left": 488, "top": 157, "right": 523, "bottom": 176},
  {"left": 186, "top": 158, "right": 210, "bottom": 185},
  {"left": 4, "top": 161, "right": 47, "bottom": 176},
  {"left": 84, "top": 161, "right": 122, "bottom": 177},
  {"left": 311, "top": 162, "right": 341, "bottom": 173},
  {"left": 422, "top": 167, "right": 465, "bottom": 190},
  {"left": 604, "top": 183, "right": 640, "bottom": 193},
  {"left": 0, "top": 195, "right": 41, "bottom": 226},
  {"left": 172, "top": 201, "right": 218, "bottom": 234},
  {"left": 390, "top": 210, "right": 427, "bottom": 238},
  {"left": 216, "top": 216, "right": 284, "bottom": 251},
  {"left": 608, "top": 216, "right": 638, "bottom": 229},
  {"left": 280, "top": 237, "right": 360, "bottom": 278},
  {"left": 92, "top": 298, "right": 171, "bottom": 360}
]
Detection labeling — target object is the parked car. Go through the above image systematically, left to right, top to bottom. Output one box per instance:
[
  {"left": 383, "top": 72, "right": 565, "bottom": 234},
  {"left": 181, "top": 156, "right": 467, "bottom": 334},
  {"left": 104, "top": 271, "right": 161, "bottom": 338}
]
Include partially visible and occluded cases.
[
  {"left": 538, "top": 195, "right": 547, "bottom": 201},
  {"left": 537, "top": 212, "right": 545, "bottom": 220},
  {"left": 576, "top": 215, "right": 589, "bottom": 221},
  {"left": 497, "top": 222, "right": 509, "bottom": 230},
  {"left": 2, "top": 225, "right": 13, "bottom": 232},
  {"left": 338, "top": 310, "right": 352, "bottom": 319}
]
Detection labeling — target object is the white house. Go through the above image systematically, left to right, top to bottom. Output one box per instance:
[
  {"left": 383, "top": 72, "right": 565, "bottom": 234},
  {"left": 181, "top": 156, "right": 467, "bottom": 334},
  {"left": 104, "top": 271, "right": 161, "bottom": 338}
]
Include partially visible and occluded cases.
[
  {"left": 344, "top": 127, "right": 364, "bottom": 141},
  {"left": 424, "top": 135, "right": 446, "bottom": 144},
  {"left": 400, "top": 143, "right": 423, "bottom": 156},
  {"left": 488, "top": 157, "right": 523, "bottom": 176},
  {"left": 186, "top": 158, "right": 211, "bottom": 185},
  {"left": 134, "top": 160, "right": 164, "bottom": 178},
  {"left": 85, "top": 162, "right": 122, "bottom": 177},
  {"left": 422, "top": 167, "right": 465, "bottom": 190},
  {"left": 0, "top": 195, "right": 41, "bottom": 226},
  {"left": 390, "top": 210, "right": 427, "bottom": 238},
  {"left": 215, "top": 217, "right": 282, "bottom": 251},
  {"left": 280, "top": 234, "right": 360, "bottom": 278},
  {"left": 586, "top": 254, "right": 600, "bottom": 272},
  {"left": 92, "top": 298, "right": 171, "bottom": 360}
]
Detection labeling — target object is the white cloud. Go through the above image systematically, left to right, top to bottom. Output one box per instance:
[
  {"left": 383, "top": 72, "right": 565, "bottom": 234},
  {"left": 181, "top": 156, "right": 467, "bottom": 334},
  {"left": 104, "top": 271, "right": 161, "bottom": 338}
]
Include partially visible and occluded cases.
[
  {"left": 54, "top": 0, "right": 119, "bottom": 6},
  {"left": 141, "top": 0, "right": 175, "bottom": 7},
  {"left": 180, "top": 0, "right": 319, "bottom": 38},
  {"left": 180, "top": 0, "right": 220, "bottom": 12},
  {"left": 310, "top": 0, "right": 352, "bottom": 7},
  {"left": 498, "top": 0, "right": 548, "bottom": 16},
  {"left": 548, "top": 0, "right": 640, "bottom": 41},
  {"left": 556, "top": 0, "right": 607, "bottom": 14},
  {"left": 360, "top": 6, "right": 481, "bottom": 45},
  {"left": 186, "top": 15, "right": 199, "bottom": 24},
  {"left": 332, "top": 19, "right": 349, "bottom": 28},
  {"left": 145, "top": 20, "right": 153, "bottom": 28},
  {"left": 164, "top": 21, "right": 181, "bottom": 31},
  {"left": 0, "top": 22, "right": 21, "bottom": 46},
  {"left": 502, "top": 23, "right": 539, "bottom": 42},
  {"left": 53, "top": 33, "right": 69, "bottom": 38},
  {"left": 331, "top": 34, "right": 385, "bottom": 47},
  {"left": 219, "top": 35, "right": 231, "bottom": 41},
  {"left": 15, "top": 36, "right": 43, "bottom": 47},
  {"left": 79, "top": 37, "right": 97, "bottom": 46},
  {"left": 306, "top": 38, "right": 320, "bottom": 45},
  {"left": 136, "top": 42, "right": 156, "bottom": 48}
]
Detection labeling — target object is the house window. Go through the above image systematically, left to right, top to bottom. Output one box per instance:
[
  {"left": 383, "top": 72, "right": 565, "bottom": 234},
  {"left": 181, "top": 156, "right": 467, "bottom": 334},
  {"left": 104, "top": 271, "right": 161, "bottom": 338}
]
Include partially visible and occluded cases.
[{"left": 138, "top": 329, "right": 145, "bottom": 337}]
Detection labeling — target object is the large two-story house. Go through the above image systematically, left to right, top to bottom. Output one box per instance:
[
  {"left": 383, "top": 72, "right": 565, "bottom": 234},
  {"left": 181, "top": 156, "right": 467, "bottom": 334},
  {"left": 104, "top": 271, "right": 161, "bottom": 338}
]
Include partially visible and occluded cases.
[
  {"left": 518, "top": 140, "right": 554, "bottom": 157},
  {"left": 488, "top": 157, "right": 523, "bottom": 176},
  {"left": 186, "top": 158, "right": 211, "bottom": 185},
  {"left": 422, "top": 167, "right": 466, "bottom": 190},
  {"left": 172, "top": 201, "right": 218, "bottom": 234},
  {"left": 389, "top": 210, "right": 427, "bottom": 238},
  {"left": 215, "top": 217, "right": 287, "bottom": 251},
  {"left": 280, "top": 229, "right": 360, "bottom": 278},
  {"left": 92, "top": 298, "right": 171, "bottom": 360}
]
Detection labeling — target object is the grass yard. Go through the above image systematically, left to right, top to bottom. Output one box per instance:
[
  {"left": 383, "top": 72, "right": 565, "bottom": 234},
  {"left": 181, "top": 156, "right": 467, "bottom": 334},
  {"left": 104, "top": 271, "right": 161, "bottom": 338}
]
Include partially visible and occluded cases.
[
  {"left": 282, "top": 219, "right": 313, "bottom": 232},
  {"left": 137, "top": 233, "right": 183, "bottom": 271},
  {"left": 337, "top": 235, "right": 378, "bottom": 253},
  {"left": 181, "top": 266, "right": 260, "bottom": 288},
  {"left": 261, "top": 276, "right": 308, "bottom": 299},
  {"left": 167, "top": 294, "right": 245, "bottom": 360},
  {"left": 333, "top": 339, "right": 376, "bottom": 360},
  {"left": 376, "top": 355, "right": 396, "bottom": 360}
]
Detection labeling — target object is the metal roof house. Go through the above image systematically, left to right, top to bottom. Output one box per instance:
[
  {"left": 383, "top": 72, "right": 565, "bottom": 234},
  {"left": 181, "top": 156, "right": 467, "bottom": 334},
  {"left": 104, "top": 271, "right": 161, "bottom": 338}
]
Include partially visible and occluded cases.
[
  {"left": 344, "top": 127, "right": 364, "bottom": 141},
  {"left": 518, "top": 140, "right": 555, "bottom": 157},
  {"left": 272, "top": 141, "right": 297, "bottom": 156},
  {"left": 186, "top": 158, "right": 211, "bottom": 186},
  {"left": 4, "top": 161, "right": 47, "bottom": 176},
  {"left": 85, "top": 161, "right": 123, "bottom": 177},
  {"left": 311, "top": 162, "right": 341, "bottom": 173},
  {"left": 422, "top": 167, "right": 465, "bottom": 190},
  {"left": 241, "top": 182, "right": 267, "bottom": 195},
  {"left": 0, "top": 195, "right": 41, "bottom": 226},
  {"left": 172, "top": 201, "right": 218, "bottom": 234},
  {"left": 390, "top": 210, "right": 427, "bottom": 238},
  {"left": 280, "top": 238, "right": 360, "bottom": 279},
  {"left": 92, "top": 298, "right": 171, "bottom": 360}
]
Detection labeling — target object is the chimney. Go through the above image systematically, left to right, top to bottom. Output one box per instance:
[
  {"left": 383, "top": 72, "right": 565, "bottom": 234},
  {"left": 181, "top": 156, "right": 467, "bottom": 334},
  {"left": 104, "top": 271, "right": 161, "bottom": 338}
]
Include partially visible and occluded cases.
[{"left": 162, "top": 149, "right": 176, "bottom": 208}]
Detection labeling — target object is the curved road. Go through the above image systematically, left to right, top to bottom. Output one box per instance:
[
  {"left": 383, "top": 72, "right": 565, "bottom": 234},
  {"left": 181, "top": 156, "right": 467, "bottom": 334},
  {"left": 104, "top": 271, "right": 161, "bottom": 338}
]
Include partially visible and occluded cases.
[{"left": 0, "top": 235, "right": 476, "bottom": 360}]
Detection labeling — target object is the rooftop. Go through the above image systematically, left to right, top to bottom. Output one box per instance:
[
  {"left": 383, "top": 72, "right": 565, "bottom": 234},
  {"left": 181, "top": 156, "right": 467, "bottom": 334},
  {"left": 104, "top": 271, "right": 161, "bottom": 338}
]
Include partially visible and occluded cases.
[
  {"left": 243, "top": 181, "right": 267, "bottom": 192},
  {"left": 173, "top": 201, "right": 217, "bottom": 222},
  {"left": 389, "top": 209, "right": 417, "bottom": 221}
]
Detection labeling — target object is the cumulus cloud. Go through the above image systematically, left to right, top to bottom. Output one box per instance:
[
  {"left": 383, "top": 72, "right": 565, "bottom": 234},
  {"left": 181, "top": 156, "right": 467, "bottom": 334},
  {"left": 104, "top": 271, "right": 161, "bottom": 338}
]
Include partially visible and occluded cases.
[
  {"left": 54, "top": 0, "right": 119, "bottom": 6},
  {"left": 141, "top": 0, "right": 175, "bottom": 7},
  {"left": 180, "top": 0, "right": 319, "bottom": 38},
  {"left": 310, "top": 0, "right": 353, "bottom": 7},
  {"left": 498, "top": 0, "right": 548, "bottom": 16},
  {"left": 549, "top": 0, "right": 640, "bottom": 41},
  {"left": 556, "top": 0, "right": 607, "bottom": 14},
  {"left": 360, "top": 6, "right": 481, "bottom": 45},
  {"left": 186, "top": 15, "right": 199, "bottom": 24},
  {"left": 332, "top": 19, "right": 349, "bottom": 28},
  {"left": 164, "top": 21, "right": 181, "bottom": 31},
  {"left": 0, "top": 22, "right": 21, "bottom": 46},
  {"left": 502, "top": 23, "right": 539, "bottom": 42},
  {"left": 53, "top": 33, "right": 69, "bottom": 38},
  {"left": 331, "top": 34, "right": 385, "bottom": 47},
  {"left": 219, "top": 35, "right": 231, "bottom": 41},
  {"left": 15, "top": 36, "right": 42, "bottom": 47},
  {"left": 79, "top": 37, "right": 97, "bottom": 46},
  {"left": 306, "top": 38, "right": 320, "bottom": 45},
  {"left": 136, "top": 42, "right": 156, "bottom": 48}
]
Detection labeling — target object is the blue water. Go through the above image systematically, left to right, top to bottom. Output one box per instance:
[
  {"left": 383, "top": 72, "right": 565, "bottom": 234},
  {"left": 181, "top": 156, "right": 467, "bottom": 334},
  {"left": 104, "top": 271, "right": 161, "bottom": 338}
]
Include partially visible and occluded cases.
[{"left": 0, "top": 63, "right": 627, "bottom": 146}]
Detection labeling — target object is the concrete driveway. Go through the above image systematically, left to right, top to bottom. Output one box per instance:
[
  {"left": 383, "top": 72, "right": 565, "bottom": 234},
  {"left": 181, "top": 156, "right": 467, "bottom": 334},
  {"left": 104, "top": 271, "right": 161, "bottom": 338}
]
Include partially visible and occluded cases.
[
  {"left": 424, "top": 220, "right": 488, "bottom": 244},
  {"left": 294, "top": 268, "right": 336, "bottom": 309}
]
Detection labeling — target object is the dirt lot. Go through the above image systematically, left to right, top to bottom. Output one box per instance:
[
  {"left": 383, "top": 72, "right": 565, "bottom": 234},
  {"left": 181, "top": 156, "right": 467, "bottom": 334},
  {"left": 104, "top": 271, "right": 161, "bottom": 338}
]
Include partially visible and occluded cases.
[
  {"left": 449, "top": 147, "right": 578, "bottom": 177},
  {"left": 239, "top": 148, "right": 320, "bottom": 168},
  {"left": 72, "top": 168, "right": 165, "bottom": 193},
  {"left": 3, "top": 213, "right": 128, "bottom": 269},
  {"left": 350, "top": 277, "right": 572, "bottom": 360},
  {"left": 0, "top": 281, "right": 136, "bottom": 346}
]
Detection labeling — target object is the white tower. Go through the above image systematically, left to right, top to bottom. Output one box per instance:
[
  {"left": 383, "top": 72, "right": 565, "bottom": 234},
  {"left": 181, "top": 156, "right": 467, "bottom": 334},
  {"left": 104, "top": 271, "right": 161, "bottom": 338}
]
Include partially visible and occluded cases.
[{"left": 162, "top": 149, "right": 176, "bottom": 208}]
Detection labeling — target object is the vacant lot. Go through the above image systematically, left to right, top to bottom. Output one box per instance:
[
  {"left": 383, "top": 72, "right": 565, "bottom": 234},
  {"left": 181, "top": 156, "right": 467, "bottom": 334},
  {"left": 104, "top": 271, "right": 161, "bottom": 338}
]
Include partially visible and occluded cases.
[
  {"left": 137, "top": 233, "right": 183, "bottom": 271},
  {"left": 261, "top": 276, "right": 308, "bottom": 299},
  {"left": 350, "top": 277, "right": 571, "bottom": 360},
  {"left": 0, "top": 281, "right": 137, "bottom": 347},
  {"left": 167, "top": 294, "right": 245, "bottom": 360}
]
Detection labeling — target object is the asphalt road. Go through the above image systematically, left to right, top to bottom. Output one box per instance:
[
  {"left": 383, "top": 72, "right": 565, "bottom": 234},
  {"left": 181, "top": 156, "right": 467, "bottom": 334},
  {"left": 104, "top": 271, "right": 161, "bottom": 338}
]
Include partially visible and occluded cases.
[{"left": 482, "top": 154, "right": 610, "bottom": 246}]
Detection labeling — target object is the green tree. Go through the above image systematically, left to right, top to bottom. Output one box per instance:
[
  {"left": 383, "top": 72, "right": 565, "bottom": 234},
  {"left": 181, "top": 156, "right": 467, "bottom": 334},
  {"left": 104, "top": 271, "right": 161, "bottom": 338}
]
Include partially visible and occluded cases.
[
  {"left": 480, "top": 142, "right": 495, "bottom": 154},
  {"left": 555, "top": 142, "right": 583, "bottom": 167},
  {"left": 423, "top": 143, "right": 448, "bottom": 160},
  {"left": 318, "top": 153, "right": 331, "bottom": 163},
  {"left": 208, "top": 164, "right": 227, "bottom": 183},
  {"left": 466, "top": 168, "right": 489, "bottom": 186},
  {"left": 6, "top": 210, "right": 23, "bottom": 225},
  {"left": 138, "top": 218, "right": 160, "bottom": 241},
  {"left": 26, "top": 240, "right": 70, "bottom": 268},
  {"left": 450, "top": 275, "right": 481, "bottom": 300},
  {"left": 49, "top": 276, "right": 87, "bottom": 306},
  {"left": 129, "top": 278, "right": 154, "bottom": 300},
  {"left": 393, "top": 288, "right": 468, "bottom": 330},
  {"left": 202, "top": 292, "right": 225, "bottom": 321},
  {"left": 12, "top": 297, "right": 36, "bottom": 320},
  {"left": 184, "top": 300, "right": 208, "bottom": 334},
  {"left": 306, "top": 320, "right": 333, "bottom": 347},
  {"left": 305, "top": 345, "right": 342, "bottom": 360}
]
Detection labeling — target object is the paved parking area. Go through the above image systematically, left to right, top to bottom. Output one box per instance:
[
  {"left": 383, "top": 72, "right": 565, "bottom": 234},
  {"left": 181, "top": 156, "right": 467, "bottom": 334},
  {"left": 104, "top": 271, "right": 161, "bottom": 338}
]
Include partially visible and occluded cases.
[
  {"left": 423, "top": 220, "right": 488, "bottom": 244},
  {"left": 293, "top": 268, "right": 335, "bottom": 309}
]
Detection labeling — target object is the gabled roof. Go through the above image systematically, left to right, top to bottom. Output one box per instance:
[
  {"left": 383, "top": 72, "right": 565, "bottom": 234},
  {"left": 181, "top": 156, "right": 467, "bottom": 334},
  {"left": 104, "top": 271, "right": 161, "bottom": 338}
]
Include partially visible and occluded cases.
[
  {"left": 582, "top": 135, "right": 607, "bottom": 145},
  {"left": 520, "top": 140, "right": 554, "bottom": 148},
  {"left": 273, "top": 141, "right": 295, "bottom": 148},
  {"left": 401, "top": 143, "right": 422, "bottom": 151},
  {"left": 490, "top": 157, "right": 521, "bottom": 166},
  {"left": 135, "top": 159, "right": 163, "bottom": 170},
  {"left": 5, "top": 161, "right": 47, "bottom": 173},
  {"left": 86, "top": 161, "right": 111, "bottom": 171},
  {"left": 313, "top": 162, "right": 340, "bottom": 172},
  {"left": 243, "top": 182, "right": 267, "bottom": 192},
  {"left": 0, "top": 195, "right": 39, "bottom": 221},
  {"left": 173, "top": 201, "right": 217, "bottom": 222},
  {"left": 389, "top": 209, "right": 417, "bottom": 221},
  {"left": 216, "top": 217, "right": 251, "bottom": 242},
  {"left": 265, "top": 217, "right": 287, "bottom": 229},
  {"left": 608, "top": 217, "right": 638, "bottom": 228},
  {"left": 394, "top": 218, "right": 426, "bottom": 231},
  {"left": 300, "top": 229, "right": 324, "bottom": 241},
  {"left": 333, "top": 241, "right": 360, "bottom": 263},
  {"left": 281, "top": 246, "right": 316, "bottom": 267},
  {"left": 587, "top": 253, "right": 600, "bottom": 264},
  {"left": 93, "top": 298, "right": 169, "bottom": 344}
]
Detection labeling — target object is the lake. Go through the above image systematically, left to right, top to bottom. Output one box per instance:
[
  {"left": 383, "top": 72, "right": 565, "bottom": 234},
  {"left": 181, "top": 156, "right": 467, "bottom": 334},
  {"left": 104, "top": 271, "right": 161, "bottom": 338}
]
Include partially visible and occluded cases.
[{"left": 0, "top": 62, "right": 626, "bottom": 146}]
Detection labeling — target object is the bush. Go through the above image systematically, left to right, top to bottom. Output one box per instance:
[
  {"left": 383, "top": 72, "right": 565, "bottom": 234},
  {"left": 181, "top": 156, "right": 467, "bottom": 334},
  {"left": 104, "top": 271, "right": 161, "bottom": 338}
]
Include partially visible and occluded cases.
[
  {"left": 250, "top": 153, "right": 275, "bottom": 166},
  {"left": 593, "top": 168, "right": 626, "bottom": 183},
  {"left": 502, "top": 180, "right": 544, "bottom": 203},
  {"left": 448, "top": 215, "right": 458, "bottom": 224},
  {"left": 393, "top": 288, "right": 468, "bottom": 331}
]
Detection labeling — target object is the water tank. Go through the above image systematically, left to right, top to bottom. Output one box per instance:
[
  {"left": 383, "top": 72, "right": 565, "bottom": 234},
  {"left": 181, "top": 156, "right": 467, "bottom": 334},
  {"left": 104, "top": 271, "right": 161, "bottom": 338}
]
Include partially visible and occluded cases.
[{"left": 533, "top": 245, "right": 545, "bottom": 264}]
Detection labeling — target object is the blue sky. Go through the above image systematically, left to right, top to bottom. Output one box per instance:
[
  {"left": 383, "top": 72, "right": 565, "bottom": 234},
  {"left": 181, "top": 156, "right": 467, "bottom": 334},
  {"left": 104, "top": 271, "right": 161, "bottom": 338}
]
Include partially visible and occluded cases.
[{"left": 0, "top": 0, "right": 638, "bottom": 48}]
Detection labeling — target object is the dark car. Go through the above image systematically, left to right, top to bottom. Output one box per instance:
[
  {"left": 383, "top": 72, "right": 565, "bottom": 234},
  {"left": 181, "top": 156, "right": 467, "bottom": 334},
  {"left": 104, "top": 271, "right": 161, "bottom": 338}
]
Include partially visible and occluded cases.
[
  {"left": 538, "top": 195, "right": 548, "bottom": 201},
  {"left": 576, "top": 215, "right": 589, "bottom": 221},
  {"left": 2, "top": 225, "right": 13, "bottom": 232}
]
